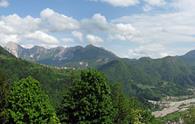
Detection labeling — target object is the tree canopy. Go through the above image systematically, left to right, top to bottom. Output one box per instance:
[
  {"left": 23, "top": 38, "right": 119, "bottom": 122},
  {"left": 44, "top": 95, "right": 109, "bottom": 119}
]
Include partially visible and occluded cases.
[
  {"left": 58, "top": 69, "right": 114, "bottom": 123},
  {"left": 0, "top": 71, "right": 9, "bottom": 123},
  {"left": 5, "top": 76, "right": 60, "bottom": 124},
  {"left": 111, "top": 83, "right": 157, "bottom": 124}
]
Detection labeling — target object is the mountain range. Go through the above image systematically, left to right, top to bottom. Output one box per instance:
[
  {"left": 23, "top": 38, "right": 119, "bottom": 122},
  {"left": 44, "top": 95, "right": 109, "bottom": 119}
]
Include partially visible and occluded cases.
[
  {"left": 3, "top": 42, "right": 195, "bottom": 100},
  {"left": 5, "top": 42, "right": 117, "bottom": 68}
]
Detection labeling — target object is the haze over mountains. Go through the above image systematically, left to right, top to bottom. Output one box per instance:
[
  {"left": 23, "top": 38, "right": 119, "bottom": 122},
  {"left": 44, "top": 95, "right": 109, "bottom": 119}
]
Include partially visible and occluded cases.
[{"left": 3, "top": 42, "right": 195, "bottom": 100}]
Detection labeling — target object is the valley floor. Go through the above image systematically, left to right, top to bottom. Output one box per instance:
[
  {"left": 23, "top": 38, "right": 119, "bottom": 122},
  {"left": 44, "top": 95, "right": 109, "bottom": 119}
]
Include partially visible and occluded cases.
[{"left": 151, "top": 95, "right": 195, "bottom": 117}]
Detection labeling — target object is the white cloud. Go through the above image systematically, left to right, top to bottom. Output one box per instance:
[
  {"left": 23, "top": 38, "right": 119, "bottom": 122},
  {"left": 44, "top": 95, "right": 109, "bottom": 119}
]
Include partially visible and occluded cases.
[
  {"left": 0, "top": 0, "right": 9, "bottom": 7},
  {"left": 90, "top": 0, "right": 139, "bottom": 7},
  {"left": 90, "top": 0, "right": 166, "bottom": 7},
  {"left": 90, "top": 0, "right": 166, "bottom": 12},
  {"left": 110, "top": 0, "right": 195, "bottom": 58},
  {"left": 142, "top": 0, "right": 166, "bottom": 12},
  {"left": 144, "top": 0, "right": 166, "bottom": 7},
  {"left": 172, "top": 0, "right": 195, "bottom": 12},
  {"left": 1, "top": 4, "right": 195, "bottom": 58},
  {"left": 0, "top": 8, "right": 79, "bottom": 47},
  {"left": 40, "top": 8, "right": 79, "bottom": 32},
  {"left": 113, "top": 11, "right": 195, "bottom": 46},
  {"left": 81, "top": 13, "right": 109, "bottom": 33},
  {"left": 81, "top": 13, "right": 138, "bottom": 42},
  {"left": 92, "top": 13, "right": 108, "bottom": 24},
  {"left": 0, "top": 14, "right": 40, "bottom": 34},
  {"left": 0, "top": 14, "right": 41, "bottom": 46},
  {"left": 0, "top": 21, "right": 14, "bottom": 34},
  {"left": 110, "top": 23, "right": 138, "bottom": 41},
  {"left": 24, "top": 31, "right": 59, "bottom": 45},
  {"left": 72, "top": 31, "right": 83, "bottom": 42},
  {"left": 0, "top": 34, "right": 20, "bottom": 45},
  {"left": 86, "top": 34, "right": 103, "bottom": 44},
  {"left": 128, "top": 44, "right": 170, "bottom": 58}
]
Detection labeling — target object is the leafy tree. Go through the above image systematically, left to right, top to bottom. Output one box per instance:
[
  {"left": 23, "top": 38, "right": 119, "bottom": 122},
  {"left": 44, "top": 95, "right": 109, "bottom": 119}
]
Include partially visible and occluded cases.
[
  {"left": 58, "top": 69, "right": 114, "bottom": 123},
  {"left": 0, "top": 71, "right": 9, "bottom": 123},
  {"left": 5, "top": 76, "right": 60, "bottom": 124},
  {"left": 111, "top": 83, "right": 155, "bottom": 124},
  {"left": 111, "top": 84, "right": 131, "bottom": 124},
  {"left": 183, "top": 107, "right": 195, "bottom": 124}
]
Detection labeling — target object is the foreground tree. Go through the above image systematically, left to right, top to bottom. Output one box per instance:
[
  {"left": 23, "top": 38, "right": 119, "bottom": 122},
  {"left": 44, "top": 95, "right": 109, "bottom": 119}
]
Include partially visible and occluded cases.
[
  {"left": 58, "top": 69, "right": 114, "bottom": 123},
  {"left": 0, "top": 71, "right": 9, "bottom": 123},
  {"left": 5, "top": 76, "right": 60, "bottom": 124},
  {"left": 111, "top": 83, "right": 156, "bottom": 124},
  {"left": 111, "top": 84, "right": 131, "bottom": 124}
]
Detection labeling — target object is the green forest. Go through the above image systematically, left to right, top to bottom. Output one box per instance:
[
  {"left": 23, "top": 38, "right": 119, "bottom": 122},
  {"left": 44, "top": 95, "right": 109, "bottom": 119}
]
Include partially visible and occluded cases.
[
  {"left": 1, "top": 0, "right": 195, "bottom": 123},
  {"left": 1, "top": 45, "right": 195, "bottom": 123},
  {"left": 0, "top": 68, "right": 156, "bottom": 124}
]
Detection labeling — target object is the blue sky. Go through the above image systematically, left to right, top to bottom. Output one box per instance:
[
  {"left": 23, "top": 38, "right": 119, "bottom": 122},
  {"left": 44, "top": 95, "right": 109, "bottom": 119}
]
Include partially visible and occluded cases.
[
  {"left": 0, "top": 0, "right": 195, "bottom": 58},
  {"left": 0, "top": 0, "right": 143, "bottom": 19}
]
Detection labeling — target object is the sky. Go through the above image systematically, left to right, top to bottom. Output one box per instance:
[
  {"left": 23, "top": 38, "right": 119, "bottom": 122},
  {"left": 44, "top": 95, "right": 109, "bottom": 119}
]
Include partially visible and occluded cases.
[{"left": 0, "top": 0, "right": 195, "bottom": 58}]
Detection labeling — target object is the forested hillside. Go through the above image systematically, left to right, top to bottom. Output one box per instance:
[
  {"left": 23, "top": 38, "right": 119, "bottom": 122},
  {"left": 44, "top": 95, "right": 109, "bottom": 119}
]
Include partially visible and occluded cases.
[
  {"left": 5, "top": 44, "right": 195, "bottom": 101},
  {"left": 9, "top": 44, "right": 195, "bottom": 100},
  {"left": 0, "top": 46, "right": 159, "bottom": 123},
  {"left": 0, "top": 46, "right": 74, "bottom": 107},
  {"left": 99, "top": 56, "right": 195, "bottom": 100}
]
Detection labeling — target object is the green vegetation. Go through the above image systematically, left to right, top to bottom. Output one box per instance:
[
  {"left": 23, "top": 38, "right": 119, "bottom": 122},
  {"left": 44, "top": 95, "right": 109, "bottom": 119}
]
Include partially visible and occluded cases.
[
  {"left": 8, "top": 44, "right": 195, "bottom": 102},
  {"left": 2, "top": 45, "right": 195, "bottom": 123},
  {"left": 0, "top": 46, "right": 74, "bottom": 108},
  {"left": 0, "top": 46, "right": 156, "bottom": 123},
  {"left": 99, "top": 57, "right": 194, "bottom": 100},
  {"left": 58, "top": 69, "right": 114, "bottom": 123},
  {"left": 0, "top": 70, "right": 9, "bottom": 123},
  {"left": 4, "top": 77, "right": 60, "bottom": 124},
  {"left": 111, "top": 84, "right": 156, "bottom": 124},
  {"left": 183, "top": 107, "right": 195, "bottom": 124},
  {"left": 157, "top": 111, "right": 183, "bottom": 124}
]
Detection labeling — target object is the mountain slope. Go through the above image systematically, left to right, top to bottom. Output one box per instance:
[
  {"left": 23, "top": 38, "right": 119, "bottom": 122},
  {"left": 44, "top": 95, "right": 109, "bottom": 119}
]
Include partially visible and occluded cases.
[
  {"left": 5, "top": 42, "right": 118, "bottom": 67},
  {"left": 4, "top": 43, "right": 195, "bottom": 101},
  {"left": 0, "top": 45, "right": 14, "bottom": 57},
  {"left": 0, "top": 46, "right": 75, "bottom": 107},
  {"left": 180, "top": 50, "right": 195, "bottom": 67},
  {"left": 99, "top": 56, "right": 195, "bottom": 100}
]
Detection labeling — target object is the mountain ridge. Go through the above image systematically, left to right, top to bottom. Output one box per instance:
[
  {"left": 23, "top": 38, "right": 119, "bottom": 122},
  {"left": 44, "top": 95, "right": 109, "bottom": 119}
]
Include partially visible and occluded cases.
[
  {"left": 4, "top": 42, "right": 195, "bottom": 100},
  {"left": 5, "top": 42, "right": 118, "bottom": 67},
  {"left": 5, "top": 42, "right": 195, "bottom": 63}
]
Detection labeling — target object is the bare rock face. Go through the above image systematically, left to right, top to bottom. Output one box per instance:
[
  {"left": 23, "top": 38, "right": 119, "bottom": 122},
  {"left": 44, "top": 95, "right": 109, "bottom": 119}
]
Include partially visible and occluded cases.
[
  {"left": 4, "top": 42, "right": 118, "bottom": 67},
  {"left": 5, "top": 42, "right": 22, "bottom": 57}
]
